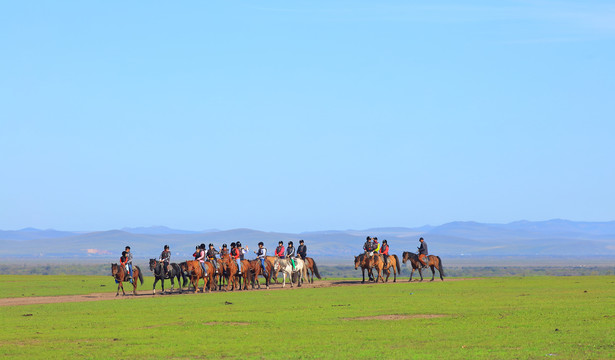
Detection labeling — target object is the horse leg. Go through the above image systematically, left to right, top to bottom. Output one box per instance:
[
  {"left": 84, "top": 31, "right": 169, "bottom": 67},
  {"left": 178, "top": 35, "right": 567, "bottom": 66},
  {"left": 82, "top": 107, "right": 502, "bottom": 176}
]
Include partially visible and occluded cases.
[
  {"left": 393, "top": 264, "right": 397, "bottom": 282},
  {"left": 430, "top": 266, "right": 435, "bottom": 281},
  {"left": 361, "top": 268, "right": 365, "bottom": 283},
  {"left": 409, "top": 268, "right": 414, "bottom": 282},
  {"left": 419, "top": 268, "right": 424, "bottom": 282},
  {"left": 152, "top": 277, "right": 158, "bottom": 295},
  {"left": 116, "top": 281, "right": 121, "bottom": 296}
]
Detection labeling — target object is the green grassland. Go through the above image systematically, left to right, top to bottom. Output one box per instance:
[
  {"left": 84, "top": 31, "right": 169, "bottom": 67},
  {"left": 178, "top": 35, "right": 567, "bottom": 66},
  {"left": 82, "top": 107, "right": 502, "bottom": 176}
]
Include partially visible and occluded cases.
[{"left": 1, "top": 276, "right": 614, "bottom": 359}]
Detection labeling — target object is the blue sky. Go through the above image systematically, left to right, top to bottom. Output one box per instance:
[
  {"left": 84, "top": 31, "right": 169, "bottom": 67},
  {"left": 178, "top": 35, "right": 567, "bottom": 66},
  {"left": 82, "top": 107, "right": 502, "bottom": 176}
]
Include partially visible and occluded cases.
[{"left": 1, "top": 1, "right": 614, "bottom": 232}]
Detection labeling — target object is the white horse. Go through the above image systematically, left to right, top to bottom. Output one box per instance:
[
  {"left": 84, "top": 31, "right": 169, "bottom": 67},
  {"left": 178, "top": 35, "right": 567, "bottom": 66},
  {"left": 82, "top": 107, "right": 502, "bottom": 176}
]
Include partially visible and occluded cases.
[{"left": 273, "top": 257, "right": 307, "bottom": 288}]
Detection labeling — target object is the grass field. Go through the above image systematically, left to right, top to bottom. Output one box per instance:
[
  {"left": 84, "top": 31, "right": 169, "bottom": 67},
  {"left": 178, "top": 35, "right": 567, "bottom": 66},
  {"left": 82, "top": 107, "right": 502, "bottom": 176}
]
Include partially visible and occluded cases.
[{"left": 1, "top": 275, "right": 614, "bottom": 359}]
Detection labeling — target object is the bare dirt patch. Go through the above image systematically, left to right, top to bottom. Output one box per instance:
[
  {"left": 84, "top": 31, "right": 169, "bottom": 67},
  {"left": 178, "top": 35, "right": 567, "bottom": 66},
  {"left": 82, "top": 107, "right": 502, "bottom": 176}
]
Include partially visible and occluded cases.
[
  {"left": 0, "top": 278, "right": 473, "bottom": 307},
  {"left": 344, "top": 314, "right": 448, "bottom": 320},
  {"left": 203, "top": 321, "right": 249, "bottom": 326}
]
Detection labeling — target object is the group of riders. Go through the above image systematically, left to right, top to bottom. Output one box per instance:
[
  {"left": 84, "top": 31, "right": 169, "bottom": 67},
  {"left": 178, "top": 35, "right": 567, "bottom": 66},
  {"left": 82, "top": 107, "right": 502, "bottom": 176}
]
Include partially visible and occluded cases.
[
  {"left": 363, "top": 236, "right": 430, "bottom": 268},
  {"left": 118, "top": 240, "right": 309, "bottom": 282}
]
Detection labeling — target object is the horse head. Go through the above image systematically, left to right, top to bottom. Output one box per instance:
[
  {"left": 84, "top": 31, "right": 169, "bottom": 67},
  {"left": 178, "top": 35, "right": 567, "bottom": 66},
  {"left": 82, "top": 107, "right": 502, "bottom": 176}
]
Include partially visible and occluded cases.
[
  {"left": 402, "top": 252, "right": 409, "bottom": 264},
  {"left": 354, "top": 255, "right": 360, "bottom": 269},
  {"left": 149, "top": 258, "right": 157, "bottom": 271}
]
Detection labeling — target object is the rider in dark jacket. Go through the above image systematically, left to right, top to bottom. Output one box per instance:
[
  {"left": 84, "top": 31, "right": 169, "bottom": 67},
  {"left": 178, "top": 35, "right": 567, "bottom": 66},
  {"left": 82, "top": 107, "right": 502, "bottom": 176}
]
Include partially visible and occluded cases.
[
  {"left": 363, "top": 236, "right": 373, "bottom": 254},
  {"left": 418, "top": 237, "right": 428, "bottom": 267},
  {"left": 297, "top": 240, "right": 307, "bottom": 260},
  {"left": 286, "top": 241, "right": 296, "bottom": 270},
  {"left": 206, "top": 244, "right": 219, "bottom": 274},
  {"left": 159, "top": 245, "right": 171, "bottom": 276}
]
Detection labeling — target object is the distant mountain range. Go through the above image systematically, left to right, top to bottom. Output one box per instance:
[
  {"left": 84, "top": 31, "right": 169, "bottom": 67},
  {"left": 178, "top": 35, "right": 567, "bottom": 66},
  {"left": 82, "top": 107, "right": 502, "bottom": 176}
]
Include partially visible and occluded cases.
[{"left": 1, "top": 220, "right": 614, "bottom": 260}]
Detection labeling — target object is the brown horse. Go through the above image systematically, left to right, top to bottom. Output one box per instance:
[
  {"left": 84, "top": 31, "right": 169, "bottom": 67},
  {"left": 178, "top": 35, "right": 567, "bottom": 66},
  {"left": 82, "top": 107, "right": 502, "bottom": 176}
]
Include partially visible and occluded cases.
[
  {"left": 402, "top": 251, "right": 445, "bottom": 281},
  {"left": 354, "top": 253, "right": 377, "bottom": 283},
  {"left": 381, "top": 254, "right": 401, "bottom": 282},
  {"left": 220, "top": 255, "right": 248, "bottom": 291},
  {"left": 303, "top": 257, "right": 322, "bottom": 283},
  {"left": 248, "top": 258, "right": 273, "bottom": 289},
  {"left": 182, "top": 260, "right": 214, "bottom": 292},
  {"left": 111, "top": 264, "right": 143, "bottom": 296}
]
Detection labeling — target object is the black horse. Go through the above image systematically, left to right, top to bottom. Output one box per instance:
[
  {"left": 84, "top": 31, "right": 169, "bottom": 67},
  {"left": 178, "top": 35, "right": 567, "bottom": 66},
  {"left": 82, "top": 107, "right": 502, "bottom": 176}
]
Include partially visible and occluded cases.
[{"left": 149, "top": 259, "right": 187, "bottom": 294}]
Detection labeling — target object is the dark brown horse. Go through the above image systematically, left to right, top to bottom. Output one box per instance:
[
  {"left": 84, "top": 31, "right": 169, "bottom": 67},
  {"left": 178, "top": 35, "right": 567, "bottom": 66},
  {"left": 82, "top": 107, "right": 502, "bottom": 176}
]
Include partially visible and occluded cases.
[
  {"left": 402, "top": 251, "right": 445, "bottom": 281},
  {"left": 354, "top": 253, "right": 378, "bottom": 283},
  {"left": 381, "top": 254, "right": 401, "bottom": 282},
  {"left": 303, "top": 257, "right": 322, "bottom": 283},
  {"left": 248, "top": 258, "right": 273, "bottom": 289},
  {"left": 111, "top": 264, "right": 143, "bottom": 296}
]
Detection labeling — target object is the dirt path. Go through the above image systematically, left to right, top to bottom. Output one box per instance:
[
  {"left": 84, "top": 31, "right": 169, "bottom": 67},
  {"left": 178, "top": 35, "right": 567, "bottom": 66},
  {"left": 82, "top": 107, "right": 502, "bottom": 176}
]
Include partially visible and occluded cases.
[{"left": 0, "top": 278, "right": 473, "bottom": 307}]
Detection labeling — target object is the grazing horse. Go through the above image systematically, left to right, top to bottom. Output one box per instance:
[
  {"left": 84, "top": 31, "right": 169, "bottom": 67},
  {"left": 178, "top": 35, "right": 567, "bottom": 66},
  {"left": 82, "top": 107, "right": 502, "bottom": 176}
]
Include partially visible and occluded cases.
[
  {"left": 402, "top": 252, "right": 445, "bottom": 281},
  {"left": 381, "top": 254, "right": 401, "bottom": 282},
  {"left": 273, "top": 257, "right": 307, "bottom": 288},
  {"left": 303, "top": 257, "right": 322, "bottom": 284},
  {"left": 248, "top": 258, "right": 273, "bottom": 289},
  {"left": 149, "top": 259, "right": 187, "bottom": 294},
  {"left": 111, "top": 263, "right": 143, "bottom": 296}
]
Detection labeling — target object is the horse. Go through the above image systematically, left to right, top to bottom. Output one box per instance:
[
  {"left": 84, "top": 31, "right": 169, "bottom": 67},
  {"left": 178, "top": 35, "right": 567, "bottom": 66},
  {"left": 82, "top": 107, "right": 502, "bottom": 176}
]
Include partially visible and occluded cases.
[
  {"left": 402, "top": 252, "right": 445, "bottom": 281},
  {"left": 366, "top": 253, "right": 385, "bottom": 283},
  {"left": 354, "top": 254, "right": 372, "bottom": 283},
  {"left": 381, "top": 254, "right": 401, "bottom": 282},
  {"left": 220, "top": 255, "right": 249, "bottom": 291},
  {"left": 266, "top": 256, "right": 280, "bottom": 283},
  {"left": 273, "top": 257, "right": 307, "bottom": 288},
  {"left": 303, "top": 257, "right": 322, "bottom": 283},
  {"left": 248, "top": 258, "right": 273, "bottom": 289},
  {"left": 149, "top": 259, "right": 187, "bottom": 295},
  {"left": 181, "top": 260, "right": 214, "bottom": 292},
  {"left": 111, "top": 263, "right": 143, "bottom": 296}
]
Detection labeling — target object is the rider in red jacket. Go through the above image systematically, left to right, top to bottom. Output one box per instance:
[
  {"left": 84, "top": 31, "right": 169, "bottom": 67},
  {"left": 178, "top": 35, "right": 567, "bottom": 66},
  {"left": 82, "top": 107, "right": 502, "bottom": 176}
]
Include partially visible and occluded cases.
[
  {"left": 380, "top": 240, "right": 389, "bottom": 266},
  {"left": 275, "top": 241, "right": 285, "bottom": 258},
  {"left": 230, "top": 242, "right": 242, "bottom": 275}
]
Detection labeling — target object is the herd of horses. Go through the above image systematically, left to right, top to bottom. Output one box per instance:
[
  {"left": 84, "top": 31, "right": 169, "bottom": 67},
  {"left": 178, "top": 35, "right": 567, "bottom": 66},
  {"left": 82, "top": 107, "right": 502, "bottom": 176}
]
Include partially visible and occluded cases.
[
  {"left": 110, "top": 251, "right": 445, "bottom": 296},
  {"left": 354, "top": 251, "right": 445, "bottom": 283},
  {"left": 111, "top": 254, "right": 321, "bottom": 296}
]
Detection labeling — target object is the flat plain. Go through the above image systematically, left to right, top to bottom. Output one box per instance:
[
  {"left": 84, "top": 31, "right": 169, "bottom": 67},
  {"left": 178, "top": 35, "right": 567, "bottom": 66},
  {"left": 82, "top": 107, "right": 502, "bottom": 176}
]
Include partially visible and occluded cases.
[{"left": 1, "top": 275, "right": 614, "bottom": 359}]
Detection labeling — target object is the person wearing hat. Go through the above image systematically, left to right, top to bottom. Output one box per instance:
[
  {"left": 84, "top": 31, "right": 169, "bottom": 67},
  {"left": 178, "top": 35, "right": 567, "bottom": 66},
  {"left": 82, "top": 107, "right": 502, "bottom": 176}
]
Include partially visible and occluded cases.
[
  {"left": 363, "top": 236, "right": 374, "bottom": 255},
  {"left": 373, "top": 237, "right": 381, "bottom": 255},
  {"left": 418, "top": 237, "right": 428, "bottom": 268},
  {"left": 297, "top": 240, "right": 307, "bottom": 260},
  {"left": 379, "top": 240, "right": 389, "bottom": 267},
  {"left": 236, "top": 241, "right": 248, "bottom": 261},
  {"left": 275, "top": 241, "right": 285, "bottom": 258},
  {"left": 286, "top": 241, "right": 296, "bottom": 270},
  {"left": 230, "top": 242, "right": 242, "bottom": 275},
  {"left": 254, "top": 242, "right": 268, "bottom": 277},
  {"left": 196, "top": 243, "right": 208, "bottom": 276},
  {"left": 206, "top": 243, "right": 219, "bottom": 274},
  {"left": 219, "top": 243, "right": 229, "bottom": 257},
  {"left": 159, "top": 245, "right": 171, "bottom": 277},
  {"left": 124, "top": 246, "right": 133, "bottom": 281},
  {"left": 120, "top": 251, "right": 132, "bottom": 283}
]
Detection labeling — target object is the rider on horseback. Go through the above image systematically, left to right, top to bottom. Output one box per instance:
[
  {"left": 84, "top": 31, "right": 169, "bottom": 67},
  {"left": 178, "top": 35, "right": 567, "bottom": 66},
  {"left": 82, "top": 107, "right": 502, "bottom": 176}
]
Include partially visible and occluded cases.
[
  {"left": 363, "top": 236, "right": 373, "bottom": 255},
  {"left": 373, "top": 237, "right": 381, "bottom": 255},
  {"left": 418, "top": 237, "right": 428, "bottom": 268},
  {"left": 380, "top": 239, "right": 389, "bottom": 266},
  {"left": 297, "top": 240, "right": 307, "bottom": 260},
  {"left": 237, "top": 241, "right": 248, "bottom": 260},
  {"left": 275, "top": 241, "right": 285, "bottom": 258},
  {"left": 286, "top": 241, "right": 296, "bottom": 270},
  {"left": 255, "top": 242, "right": 268, "bottom": 277},
  {"left": 196, "top": 243, "right": 208, "bottom": 276},
  {"left": 206, "top": 243, "right": 219, "bottom": 274},
  {"left": 230, "top": 243, "right": 242, "bottom": 275},
  {"left": 220, "top": 244, "right": 229, "bottom": 257},
  {"left": 159, "top": 245, "right": 171, "bottom": 277},
  {"left": 125, "top": 246, "right": 133, "bottom": 280},
  {"left": 120, "top": 251, "right": 132, "bottom": 283}
]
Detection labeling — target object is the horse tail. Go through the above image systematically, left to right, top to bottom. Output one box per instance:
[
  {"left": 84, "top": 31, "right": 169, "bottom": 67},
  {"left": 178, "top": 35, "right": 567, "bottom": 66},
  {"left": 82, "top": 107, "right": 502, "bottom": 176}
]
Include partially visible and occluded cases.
[
  {"left": 393, "top": 255, "right": 401, "bottom": 275},
  {"left": 437, "top": 256, "right": 445, "bottom": 277},
  {"left": 312, "top": 260, "right": 322, "bottom": 279},
  {"left": 136, "top": 266, "right": 144, "bottom": 285}
]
